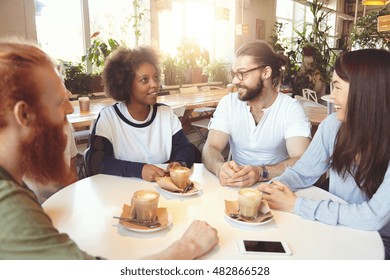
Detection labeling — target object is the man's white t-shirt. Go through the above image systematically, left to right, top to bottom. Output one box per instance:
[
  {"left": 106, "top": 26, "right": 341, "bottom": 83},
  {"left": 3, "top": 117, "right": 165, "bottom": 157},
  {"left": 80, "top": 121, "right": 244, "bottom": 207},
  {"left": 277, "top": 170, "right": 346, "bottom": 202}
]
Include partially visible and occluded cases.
[{"left": 209, "top": 92, "right": 311, "bottom": 166}]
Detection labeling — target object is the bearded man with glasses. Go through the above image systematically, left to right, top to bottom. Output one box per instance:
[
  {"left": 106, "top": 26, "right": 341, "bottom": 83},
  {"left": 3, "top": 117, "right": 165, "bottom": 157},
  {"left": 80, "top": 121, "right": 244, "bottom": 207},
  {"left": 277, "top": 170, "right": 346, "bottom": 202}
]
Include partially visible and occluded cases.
[{"left": 203, "top": 40, "right": 311, "bottom": 188}]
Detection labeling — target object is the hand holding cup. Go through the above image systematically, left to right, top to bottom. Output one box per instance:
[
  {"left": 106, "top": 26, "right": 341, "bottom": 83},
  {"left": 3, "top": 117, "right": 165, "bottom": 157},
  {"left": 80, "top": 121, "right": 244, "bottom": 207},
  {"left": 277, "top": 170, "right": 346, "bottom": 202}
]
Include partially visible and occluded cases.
[{"left": 169, "top": 166, "right": 191, "bottom": 189}]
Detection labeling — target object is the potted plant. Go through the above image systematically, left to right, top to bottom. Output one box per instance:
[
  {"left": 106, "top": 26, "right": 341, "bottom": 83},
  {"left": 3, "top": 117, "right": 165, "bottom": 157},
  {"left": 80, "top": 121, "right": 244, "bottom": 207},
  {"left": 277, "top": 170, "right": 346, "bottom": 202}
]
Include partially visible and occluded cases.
[
  {"left": 270, "top": 0, "right": 336, "bottom": 96},
  {"left": 269, "top": 22, "right": 300, "bottom": 92},
  {"left": 81, "top": 32, "right": 120, "bottom": 93},
  {"left": 82, "top": 32, "right": 120, "bottom": 72},
  {"left": 176, "top": 38, "right": 210, "bottom": 84},
  {"left": 161, "top": 54, "right": 179, "bottom": 86},
  {"left": 60, "top": 60, "right": 90, "bottom": 96},
  {"left": 203, "top": 60, "right": 229, "bottom": 85}
]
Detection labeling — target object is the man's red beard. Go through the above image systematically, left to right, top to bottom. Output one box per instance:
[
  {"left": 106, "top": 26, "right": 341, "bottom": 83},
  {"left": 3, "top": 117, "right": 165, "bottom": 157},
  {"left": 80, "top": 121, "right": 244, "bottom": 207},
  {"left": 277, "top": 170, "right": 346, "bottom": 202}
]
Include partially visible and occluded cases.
[{"left": 20, "top": 115, "right": 76, "bottom": 187}]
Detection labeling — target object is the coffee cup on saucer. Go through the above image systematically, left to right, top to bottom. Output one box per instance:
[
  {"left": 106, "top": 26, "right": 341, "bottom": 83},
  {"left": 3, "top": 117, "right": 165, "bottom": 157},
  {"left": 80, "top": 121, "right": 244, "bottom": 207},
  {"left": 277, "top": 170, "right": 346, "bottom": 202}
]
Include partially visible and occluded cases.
[
  {"left": 169, "top": 166, "right": 191, "bottom": 190},
  {"left": 238, "top": 188, "right": 262, "bottom": 220},
  {"left": 133, "top": 190, "right": 160, "bottom": 223}
]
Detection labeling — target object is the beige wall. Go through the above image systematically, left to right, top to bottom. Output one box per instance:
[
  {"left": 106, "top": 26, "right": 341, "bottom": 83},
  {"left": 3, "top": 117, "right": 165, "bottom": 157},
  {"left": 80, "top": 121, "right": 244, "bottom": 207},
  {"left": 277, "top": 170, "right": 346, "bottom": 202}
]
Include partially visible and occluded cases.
[
  {"left": 0, "top": 0, "right": 37, "bottom": 41},
  {"left": 234, "top": 0, "right": 276, "bottom": 50}
]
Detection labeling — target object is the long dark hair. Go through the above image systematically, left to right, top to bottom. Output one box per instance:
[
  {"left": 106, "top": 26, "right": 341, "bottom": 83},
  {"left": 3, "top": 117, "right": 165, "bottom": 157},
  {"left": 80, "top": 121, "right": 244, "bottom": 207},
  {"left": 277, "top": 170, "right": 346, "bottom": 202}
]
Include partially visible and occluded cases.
[{"left": 330, "top": 49, "right": 390, "bottom": 198}]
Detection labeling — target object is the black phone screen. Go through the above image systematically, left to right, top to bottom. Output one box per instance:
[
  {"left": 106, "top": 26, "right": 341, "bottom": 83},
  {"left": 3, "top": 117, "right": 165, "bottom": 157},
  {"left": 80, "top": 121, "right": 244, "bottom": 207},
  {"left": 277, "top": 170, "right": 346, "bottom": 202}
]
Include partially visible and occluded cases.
[{"left": 243, "top": 240, "right": 286, "bottom": 253}]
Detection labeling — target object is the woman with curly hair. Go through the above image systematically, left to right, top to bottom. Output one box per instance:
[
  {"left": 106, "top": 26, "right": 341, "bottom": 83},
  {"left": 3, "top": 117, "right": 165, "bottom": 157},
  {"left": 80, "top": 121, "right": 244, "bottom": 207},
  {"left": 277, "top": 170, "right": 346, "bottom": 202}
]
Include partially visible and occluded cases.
[{"left": 87, "top": 46, "right": 198, "bottom": 181}]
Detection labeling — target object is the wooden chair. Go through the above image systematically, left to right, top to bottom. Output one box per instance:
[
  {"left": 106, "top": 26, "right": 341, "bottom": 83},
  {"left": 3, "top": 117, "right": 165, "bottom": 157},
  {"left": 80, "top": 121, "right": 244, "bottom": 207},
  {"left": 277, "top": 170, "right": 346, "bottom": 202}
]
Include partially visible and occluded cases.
[
  {"left": 179, "top": 86, "right": 198, "bottom": 94},
  {"left": 180, "top": 86, "right": 215, "bottom": 118}
]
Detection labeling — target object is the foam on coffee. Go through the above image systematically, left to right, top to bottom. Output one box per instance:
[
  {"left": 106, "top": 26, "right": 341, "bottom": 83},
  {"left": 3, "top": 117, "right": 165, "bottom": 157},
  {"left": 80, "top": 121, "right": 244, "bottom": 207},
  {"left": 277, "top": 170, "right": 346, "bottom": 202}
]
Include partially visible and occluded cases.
[
  {"left": 169, "top": 166, "right": 191, "bottom": 189},
  {"left": 240, "top": 188, "right": 261, "bottom": 197},
  {"left": 133, "top": 190, "right": 160, "bottom": 222},
  {"left": 135, "top": 191, "right": 158, "bottom": 201}
]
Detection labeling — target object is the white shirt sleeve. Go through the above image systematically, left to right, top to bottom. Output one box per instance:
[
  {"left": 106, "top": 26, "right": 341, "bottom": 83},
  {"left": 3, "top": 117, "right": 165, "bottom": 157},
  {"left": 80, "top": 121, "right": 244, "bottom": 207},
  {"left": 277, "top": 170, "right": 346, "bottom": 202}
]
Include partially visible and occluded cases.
[
  {"left": 208, "top": 94, "right": 232, "bottom": 134},
  {"left": 284, "top": 98, "right": 312, "bottom": 139}
]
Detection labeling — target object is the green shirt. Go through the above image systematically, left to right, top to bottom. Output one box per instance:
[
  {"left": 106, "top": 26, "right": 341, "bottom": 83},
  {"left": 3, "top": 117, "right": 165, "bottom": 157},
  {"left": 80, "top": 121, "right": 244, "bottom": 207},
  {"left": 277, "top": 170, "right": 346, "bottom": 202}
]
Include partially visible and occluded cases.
[{"left": 0, "top": 167, "right": 96, "bottom": 259}]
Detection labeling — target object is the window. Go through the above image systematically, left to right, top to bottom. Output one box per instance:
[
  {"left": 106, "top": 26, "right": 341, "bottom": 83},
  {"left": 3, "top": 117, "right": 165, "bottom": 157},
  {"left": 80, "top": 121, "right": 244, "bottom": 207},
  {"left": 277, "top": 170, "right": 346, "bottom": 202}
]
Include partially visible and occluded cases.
[
  {"left": 35, "top": 0, "right": 83, "bottom": 62},
  {"left": 35, "top": 0, "right": 235, "bottom": 65},
  {"left": 88, "top": 0, "right": 135, "bottom": 47},
  {"left": 158, "top": 0, "right": 213, "bottom": 56},
  {"left": 275, "top": 0, "right": 337, "bottom": 50}
]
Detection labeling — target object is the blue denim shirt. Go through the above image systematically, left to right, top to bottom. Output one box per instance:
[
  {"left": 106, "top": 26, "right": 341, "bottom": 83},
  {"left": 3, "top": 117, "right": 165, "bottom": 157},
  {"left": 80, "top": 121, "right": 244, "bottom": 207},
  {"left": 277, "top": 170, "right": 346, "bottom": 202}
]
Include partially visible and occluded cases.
[{"left": 275, "top": 114, "right": 390, "bottom": 235}]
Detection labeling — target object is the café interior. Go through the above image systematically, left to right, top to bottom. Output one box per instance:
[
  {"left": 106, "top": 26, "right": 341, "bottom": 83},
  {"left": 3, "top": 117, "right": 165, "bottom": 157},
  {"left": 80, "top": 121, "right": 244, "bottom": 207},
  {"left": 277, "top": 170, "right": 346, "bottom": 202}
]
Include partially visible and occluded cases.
[{"left": 0, "top": 0, "right": 389, "bottom": 260}]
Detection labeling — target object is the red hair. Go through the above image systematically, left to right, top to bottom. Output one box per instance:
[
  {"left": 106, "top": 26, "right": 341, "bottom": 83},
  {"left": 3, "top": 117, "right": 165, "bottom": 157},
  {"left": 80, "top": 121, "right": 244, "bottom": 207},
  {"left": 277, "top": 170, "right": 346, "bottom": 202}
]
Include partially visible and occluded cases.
[{"left": 0, "top": 41, "right": 54, "bottom": 128}]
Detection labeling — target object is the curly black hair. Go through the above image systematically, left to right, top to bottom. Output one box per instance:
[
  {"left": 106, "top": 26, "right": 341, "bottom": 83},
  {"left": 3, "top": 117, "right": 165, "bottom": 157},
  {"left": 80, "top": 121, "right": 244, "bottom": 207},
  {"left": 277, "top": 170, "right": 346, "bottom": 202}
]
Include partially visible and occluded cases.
[{"left": 103, "top": 46, "right": 161, "bottom": 102}]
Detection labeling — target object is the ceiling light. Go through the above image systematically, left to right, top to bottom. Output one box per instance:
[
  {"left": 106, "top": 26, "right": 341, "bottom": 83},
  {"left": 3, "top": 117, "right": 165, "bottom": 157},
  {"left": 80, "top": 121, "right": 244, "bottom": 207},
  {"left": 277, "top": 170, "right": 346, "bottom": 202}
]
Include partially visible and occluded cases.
[{"left": 362, "top": 0, "right": 390, "bottom": 5}]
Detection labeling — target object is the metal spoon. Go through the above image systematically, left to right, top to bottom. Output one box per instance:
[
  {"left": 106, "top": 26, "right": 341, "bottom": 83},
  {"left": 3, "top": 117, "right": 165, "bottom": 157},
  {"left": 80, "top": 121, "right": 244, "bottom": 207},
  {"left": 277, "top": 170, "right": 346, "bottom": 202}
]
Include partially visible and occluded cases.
[
  {"left": 182, "top": 181, "right": 194, "bottom": 193},
  {"left": 229, "top": 213, "right": 247, "bottom": 222},
  {"left": 229, "top": 213, "right": 240, "bottom": 219},
  {"left": 113, "top": 216, "right": 161, "bottom": 228}
]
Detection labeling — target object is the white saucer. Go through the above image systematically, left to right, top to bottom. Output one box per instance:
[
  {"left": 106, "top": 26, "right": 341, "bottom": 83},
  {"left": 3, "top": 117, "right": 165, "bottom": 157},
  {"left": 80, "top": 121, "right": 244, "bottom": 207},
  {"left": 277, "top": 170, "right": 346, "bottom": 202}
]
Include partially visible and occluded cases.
[
  {"left": 158, "top": 181, "right": 201, "bottom": 197},
  {"left": 225, "top": 211, "right": 273, "bottom": 226},
  {"left": 122, "top": 212, "right": 172, "bottom": 233}
]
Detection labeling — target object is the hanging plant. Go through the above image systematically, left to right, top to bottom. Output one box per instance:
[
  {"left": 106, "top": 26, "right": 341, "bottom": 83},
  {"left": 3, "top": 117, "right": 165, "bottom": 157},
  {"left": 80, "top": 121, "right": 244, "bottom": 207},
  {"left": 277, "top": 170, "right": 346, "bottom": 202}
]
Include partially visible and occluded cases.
[{"left": 130, "top": 0, "right": 145, "bottom": 46}]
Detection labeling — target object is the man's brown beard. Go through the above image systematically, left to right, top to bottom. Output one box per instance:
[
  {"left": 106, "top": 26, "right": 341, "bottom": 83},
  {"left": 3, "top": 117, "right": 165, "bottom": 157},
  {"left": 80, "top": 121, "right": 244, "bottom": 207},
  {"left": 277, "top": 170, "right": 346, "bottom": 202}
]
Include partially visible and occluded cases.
[
  {"left": 238, "top": 78, "right": 264, "bottom": 102},
  {"left": 20, "top": 115, "right": 76, "bottom": 187}
]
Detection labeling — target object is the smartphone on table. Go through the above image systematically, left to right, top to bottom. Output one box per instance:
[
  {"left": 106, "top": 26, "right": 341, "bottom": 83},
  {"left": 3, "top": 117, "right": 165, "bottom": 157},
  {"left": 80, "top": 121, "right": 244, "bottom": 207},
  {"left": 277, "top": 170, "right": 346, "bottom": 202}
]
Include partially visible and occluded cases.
[{"left": 237, "top": 240, "right": 292, "bottom": 256}]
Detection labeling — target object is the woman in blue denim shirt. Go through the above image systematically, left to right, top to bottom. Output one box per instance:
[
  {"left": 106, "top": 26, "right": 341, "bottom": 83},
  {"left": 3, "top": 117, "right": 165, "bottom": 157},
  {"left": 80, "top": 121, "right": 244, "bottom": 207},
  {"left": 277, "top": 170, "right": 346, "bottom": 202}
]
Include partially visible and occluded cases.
[{"left": 259, "top": 49, "right": 390, "bottom": 259}]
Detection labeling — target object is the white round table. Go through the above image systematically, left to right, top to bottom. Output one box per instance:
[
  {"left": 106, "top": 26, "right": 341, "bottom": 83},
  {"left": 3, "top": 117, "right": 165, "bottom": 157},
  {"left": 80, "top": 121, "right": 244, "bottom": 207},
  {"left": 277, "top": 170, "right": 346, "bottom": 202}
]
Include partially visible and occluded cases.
[{"left": 43, "top": 164, "right": 384, "bottom": 260}]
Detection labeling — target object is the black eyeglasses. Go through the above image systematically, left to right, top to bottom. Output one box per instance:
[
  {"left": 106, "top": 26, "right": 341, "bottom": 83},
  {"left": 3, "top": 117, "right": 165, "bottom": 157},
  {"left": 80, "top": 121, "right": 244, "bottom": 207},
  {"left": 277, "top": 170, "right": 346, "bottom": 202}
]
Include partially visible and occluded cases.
[{"left": 230, "top": 65, "right": 264, "bottom": 81}]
